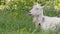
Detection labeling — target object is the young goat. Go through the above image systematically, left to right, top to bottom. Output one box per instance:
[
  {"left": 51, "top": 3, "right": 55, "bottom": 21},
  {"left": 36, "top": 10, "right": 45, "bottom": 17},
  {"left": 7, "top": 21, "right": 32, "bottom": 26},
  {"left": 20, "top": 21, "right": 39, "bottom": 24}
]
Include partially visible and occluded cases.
[{"left": 29, "top": 3, "right": 60, "bottom": 31}]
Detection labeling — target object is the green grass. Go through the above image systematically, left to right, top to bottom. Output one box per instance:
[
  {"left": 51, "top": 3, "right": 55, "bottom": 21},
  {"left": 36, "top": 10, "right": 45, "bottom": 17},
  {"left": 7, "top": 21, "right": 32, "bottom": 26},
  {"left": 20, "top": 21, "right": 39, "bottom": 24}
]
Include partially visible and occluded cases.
[
  {"left": 0, "top": 3, "right": 60, "bottom": 34},
  {"left": 0, "top": 9, "right": 60, "bottom": 34}
]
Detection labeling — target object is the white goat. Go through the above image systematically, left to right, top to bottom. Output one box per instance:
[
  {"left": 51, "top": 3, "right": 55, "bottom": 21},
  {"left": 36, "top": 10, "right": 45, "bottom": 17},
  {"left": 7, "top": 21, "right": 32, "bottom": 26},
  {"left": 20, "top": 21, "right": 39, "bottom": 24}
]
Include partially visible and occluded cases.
[{"left": 29, "top": 3, "right": 60, "bottom": 31}]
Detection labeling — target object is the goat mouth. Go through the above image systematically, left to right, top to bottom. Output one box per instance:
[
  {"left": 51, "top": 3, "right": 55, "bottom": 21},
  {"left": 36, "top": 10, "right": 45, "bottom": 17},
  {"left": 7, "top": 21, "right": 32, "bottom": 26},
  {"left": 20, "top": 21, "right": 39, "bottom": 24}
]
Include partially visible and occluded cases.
[{"left": 29, "top": 14, "right": 32, "bottom": 16}]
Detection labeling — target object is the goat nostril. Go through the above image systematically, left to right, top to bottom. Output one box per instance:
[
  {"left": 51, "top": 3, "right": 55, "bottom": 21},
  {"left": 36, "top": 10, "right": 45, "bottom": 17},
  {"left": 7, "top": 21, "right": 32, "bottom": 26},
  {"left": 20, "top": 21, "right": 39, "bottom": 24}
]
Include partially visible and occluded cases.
[{"left": 29, "top": 12, "right": 31, "bottom": 13}]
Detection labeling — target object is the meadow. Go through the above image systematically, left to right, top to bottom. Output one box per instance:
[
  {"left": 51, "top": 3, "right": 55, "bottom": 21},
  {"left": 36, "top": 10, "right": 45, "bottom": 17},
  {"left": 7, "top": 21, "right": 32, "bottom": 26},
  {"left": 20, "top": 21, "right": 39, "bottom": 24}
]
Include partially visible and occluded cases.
[{"left": 0, "top": 0, "right": 60, "bottom": 34}]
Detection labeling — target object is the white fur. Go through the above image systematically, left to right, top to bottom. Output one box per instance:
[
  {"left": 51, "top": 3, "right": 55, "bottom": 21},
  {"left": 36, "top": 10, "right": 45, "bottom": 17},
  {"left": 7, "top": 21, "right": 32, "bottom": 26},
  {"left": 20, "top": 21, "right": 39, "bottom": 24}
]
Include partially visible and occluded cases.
[{"left": 29, "top": 3, "right": 60, "bottom": 31}]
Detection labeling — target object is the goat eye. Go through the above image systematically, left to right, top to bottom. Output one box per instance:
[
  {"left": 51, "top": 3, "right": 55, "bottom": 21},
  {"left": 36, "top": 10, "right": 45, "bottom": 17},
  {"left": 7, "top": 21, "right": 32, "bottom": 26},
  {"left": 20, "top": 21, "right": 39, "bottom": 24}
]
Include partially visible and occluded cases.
[{"left": 36, "top": 8, "right": 39, "bottom": 10}]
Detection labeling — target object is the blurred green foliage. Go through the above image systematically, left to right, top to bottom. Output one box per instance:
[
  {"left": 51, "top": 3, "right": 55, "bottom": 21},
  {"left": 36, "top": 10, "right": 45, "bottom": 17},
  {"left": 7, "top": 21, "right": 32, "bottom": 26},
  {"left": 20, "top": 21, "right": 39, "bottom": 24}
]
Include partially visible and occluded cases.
[{"left": 0, "top": 0, "right": 60, "bottom": 34}]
